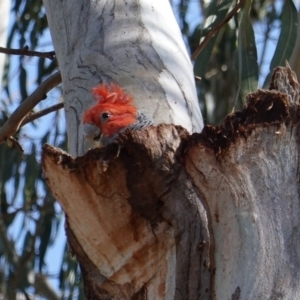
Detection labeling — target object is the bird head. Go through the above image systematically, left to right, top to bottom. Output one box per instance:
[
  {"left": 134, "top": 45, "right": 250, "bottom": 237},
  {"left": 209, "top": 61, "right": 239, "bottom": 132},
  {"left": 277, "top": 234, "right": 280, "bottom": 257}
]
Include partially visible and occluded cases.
[{"left": 83, "top": 84, "right": 138, "bottom": 145}]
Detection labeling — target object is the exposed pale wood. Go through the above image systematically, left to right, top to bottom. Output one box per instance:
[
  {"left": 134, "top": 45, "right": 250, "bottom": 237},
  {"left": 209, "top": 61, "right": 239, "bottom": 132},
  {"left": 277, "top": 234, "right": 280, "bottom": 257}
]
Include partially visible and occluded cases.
[
  {"left": 43, "top": 65, "right": 300, "bottom": 299},
  {"left": 185, "top": 65, "right": 300, "bottom": 299},
  {"left": 43, "top": 125, "right": 212, "bottom": 299}
]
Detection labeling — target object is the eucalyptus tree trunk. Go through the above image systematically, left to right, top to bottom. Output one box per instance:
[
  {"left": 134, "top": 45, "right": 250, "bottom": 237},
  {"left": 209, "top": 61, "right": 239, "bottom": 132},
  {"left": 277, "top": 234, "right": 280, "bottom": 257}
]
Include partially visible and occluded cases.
[
  {"left": 0, "top": 0, "right": 10, "bottom": 89},
  {"left": 43, "top": 0, "right": 203, "bottom": 156},
  {"left": 43, "top": 0, "right": 300, "bottom": 299},
  {"left": 43, "top": 65, "right": 300, "bottom": 299}
]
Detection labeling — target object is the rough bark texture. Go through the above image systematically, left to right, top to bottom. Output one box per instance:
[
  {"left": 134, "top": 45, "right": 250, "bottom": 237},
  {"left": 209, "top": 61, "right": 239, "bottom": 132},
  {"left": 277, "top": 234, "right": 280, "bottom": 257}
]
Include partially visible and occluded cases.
[
  {"left": 43, "top": 0, "right": 203, "bottom": 156},
  {"left": 43, "top": 66, "right": 300, "bottom": 300},
  {"left": 43, "top": 125, "right": 212, "bottom": 300}
]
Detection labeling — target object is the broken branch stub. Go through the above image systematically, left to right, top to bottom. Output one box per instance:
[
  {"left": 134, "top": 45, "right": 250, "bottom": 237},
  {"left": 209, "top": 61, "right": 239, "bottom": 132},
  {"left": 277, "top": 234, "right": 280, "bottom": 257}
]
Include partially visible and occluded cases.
[
  {"left": 43, "top": 65, "right": 300, "bottom": 299},
  {"left": 42, "top": 125, "right": 212, "bottom": 300}
]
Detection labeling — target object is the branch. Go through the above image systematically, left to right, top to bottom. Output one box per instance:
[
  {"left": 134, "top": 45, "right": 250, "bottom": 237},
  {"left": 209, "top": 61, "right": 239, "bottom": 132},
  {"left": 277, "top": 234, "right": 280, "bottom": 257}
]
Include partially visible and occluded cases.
[
  {"left": 191, "top": 0, "right": 246, "bottom": 61},
  {"left": 0, "top": 46, "right": 56, "bottom": 60},
  {"left": 0, "top": 71, "right": 62, "bottom": 145},
  {"left": 20, "top": 102, "right": 64, "bottom": 127},
  {"left": 7, "top": 137, "right": 24, "bottom": 153},
  {"left": 33, "top": 273, "right": 60, "bottom": 300}
]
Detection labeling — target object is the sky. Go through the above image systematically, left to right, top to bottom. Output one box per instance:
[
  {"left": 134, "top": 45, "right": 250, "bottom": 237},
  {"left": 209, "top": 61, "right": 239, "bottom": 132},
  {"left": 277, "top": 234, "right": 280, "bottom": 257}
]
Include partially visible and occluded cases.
[
  {"left": 1, "top": 0, "right": 286, "bottom": 297},
  {"left": 0, "top": 1, "right": 203, "bottom": 295}
]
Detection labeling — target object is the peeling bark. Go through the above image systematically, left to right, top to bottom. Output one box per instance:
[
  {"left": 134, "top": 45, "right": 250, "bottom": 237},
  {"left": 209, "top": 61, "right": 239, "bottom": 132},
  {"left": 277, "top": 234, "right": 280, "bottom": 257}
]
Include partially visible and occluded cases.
[{"left": 43, "top": 66, "right": 300, "bottom": 299}]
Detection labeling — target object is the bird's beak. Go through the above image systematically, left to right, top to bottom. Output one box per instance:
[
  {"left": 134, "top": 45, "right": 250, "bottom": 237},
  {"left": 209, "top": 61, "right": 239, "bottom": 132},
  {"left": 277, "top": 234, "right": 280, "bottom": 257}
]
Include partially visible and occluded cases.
[
  {"left": 83, "top": 123, "right": 101, "bottom": 142},
  {"left": 83, "top": 123, "right": 113, "bottom": 147}
]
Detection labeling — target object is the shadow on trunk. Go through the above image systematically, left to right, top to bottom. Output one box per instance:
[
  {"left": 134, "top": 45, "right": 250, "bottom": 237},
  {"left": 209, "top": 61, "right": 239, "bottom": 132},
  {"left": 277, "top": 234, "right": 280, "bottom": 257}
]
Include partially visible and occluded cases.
[{"left": 42, "top": 65, "right": 300, "bottom": 300}]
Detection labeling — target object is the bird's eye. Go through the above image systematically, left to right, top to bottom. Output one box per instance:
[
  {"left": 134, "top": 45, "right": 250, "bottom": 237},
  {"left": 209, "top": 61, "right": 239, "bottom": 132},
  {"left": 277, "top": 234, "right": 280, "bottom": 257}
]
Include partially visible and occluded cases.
[{"left": 101, "top": 112, "right": 110, "bottom": 122}]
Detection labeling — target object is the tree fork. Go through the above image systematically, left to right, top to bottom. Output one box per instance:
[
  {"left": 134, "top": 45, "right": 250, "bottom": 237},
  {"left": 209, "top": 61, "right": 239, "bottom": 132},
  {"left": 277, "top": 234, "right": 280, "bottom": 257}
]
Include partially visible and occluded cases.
[{"left": 42, "top": 65, "right": 300, "bottom": 299}]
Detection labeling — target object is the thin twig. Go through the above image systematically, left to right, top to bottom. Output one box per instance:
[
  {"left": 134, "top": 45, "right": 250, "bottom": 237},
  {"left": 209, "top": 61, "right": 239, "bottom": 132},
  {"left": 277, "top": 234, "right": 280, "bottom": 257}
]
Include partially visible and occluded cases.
[
  {"left": 191, "top": 0, "right": 246, "bottom": 61},
  {"left": 0, "top": 45, "right": 56, "bottom": 60},
  {"left": 0, "top": 71, "right": 62, "bottom": 145},
  {"left": 20, "top": 102, "right": 64, "bottom": 127},
  {"left": 7, "top": 137, "right": 24, "bottom": 153}
]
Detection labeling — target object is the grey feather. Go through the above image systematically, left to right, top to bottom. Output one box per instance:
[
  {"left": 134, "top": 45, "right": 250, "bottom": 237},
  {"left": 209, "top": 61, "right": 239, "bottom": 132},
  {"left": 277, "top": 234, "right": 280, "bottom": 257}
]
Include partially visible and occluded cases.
[{"left": 100, "top": 111, "right": 153, "bottom": 146}]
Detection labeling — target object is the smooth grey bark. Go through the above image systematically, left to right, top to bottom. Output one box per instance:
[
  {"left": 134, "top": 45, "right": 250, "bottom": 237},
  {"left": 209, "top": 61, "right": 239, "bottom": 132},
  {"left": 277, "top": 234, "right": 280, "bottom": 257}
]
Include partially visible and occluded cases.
[{"left": 43, "top": 0, "right": 203, "bottom": 156}]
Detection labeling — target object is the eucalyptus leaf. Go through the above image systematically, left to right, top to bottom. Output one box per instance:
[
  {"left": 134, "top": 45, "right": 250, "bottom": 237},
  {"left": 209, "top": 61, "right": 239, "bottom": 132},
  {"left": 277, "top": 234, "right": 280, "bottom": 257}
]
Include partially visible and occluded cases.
[
  {"left": 192, "top": 0, "right": 232, "bottom": 77},
  {"left": 234, "top": 0, "right": 258, "bottom": 102},
  {"left": 263, "top": 0, "right": 298, "bottom": 88},
  {"left": 0, "top": 1, "right": 67, "bottom": 298},
  {"left": 20, "top": 65, "right": 28, "bottom": 100},
  {"left": 38, "top": 213, "right": 53, "bottom": 271}
]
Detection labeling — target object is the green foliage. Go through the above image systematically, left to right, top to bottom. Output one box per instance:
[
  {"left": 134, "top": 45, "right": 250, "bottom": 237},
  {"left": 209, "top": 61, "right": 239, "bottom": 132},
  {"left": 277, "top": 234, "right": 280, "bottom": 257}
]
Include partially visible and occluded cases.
[
  {"left": 0, "top": 0, "right": 298, "bottom": 299},
  {"left": 0, "top": 0, "right": 83, "bottom": 298},
  {"left": 3, "top": 0, "right": 52, "bottom": 97},
  {"left": 177, "top": 0, "right": 298, "bottom": 125},
  {"left": 191, "top": 0, "right": 233, "bottom": 78},
  {"left": 234, "top": 0, "right": 258, "bottom": 103},
  {"left": 263, "top": 0, "right": 298, "bottom": 87},
  {"left": 59, "top": 244, "right": 84, "bottom": 300}
]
